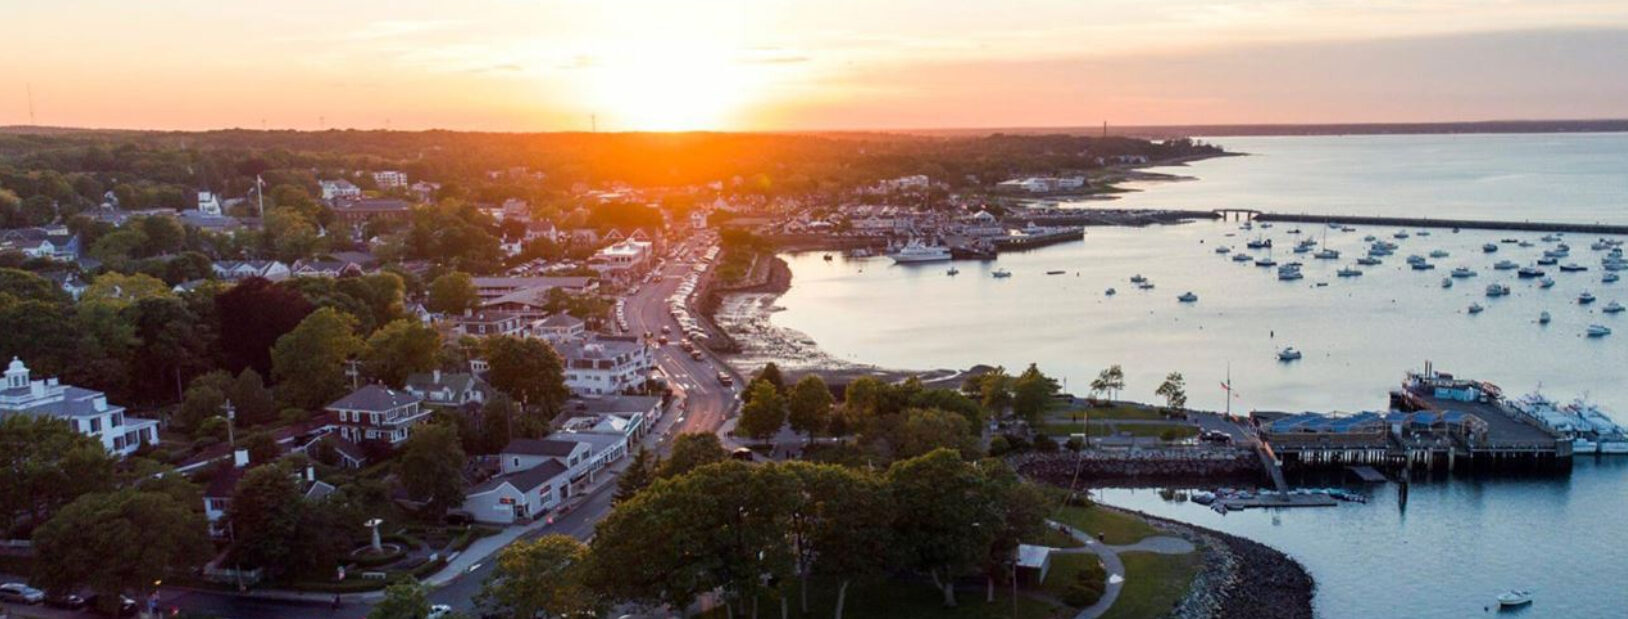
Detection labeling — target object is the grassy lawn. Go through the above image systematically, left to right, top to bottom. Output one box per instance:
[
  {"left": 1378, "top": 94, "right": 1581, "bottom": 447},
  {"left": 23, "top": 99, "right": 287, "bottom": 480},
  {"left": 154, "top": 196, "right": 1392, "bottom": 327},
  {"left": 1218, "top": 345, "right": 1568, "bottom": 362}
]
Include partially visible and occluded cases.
[
  {"left": 1048, "top": 404, "right": 1168, "bottom": 422},
  {"left": 1039, "top": 422, "right": 1197, "bottom": 441},
  {"left": 1052, "top": 506, "right": 1159, "bottom": 546},
  {"left": 1025, "top": 525, "right": 1085, "bottom": 549},
  {"left": 1100, "top": 551, "right": 1201, "bottom": 619},
  {"left": 1040, "top": 552, "right": 1105, "bottom": 599},
  {"left": 706, "top": 578, "right": 1067, "bottom": 619}
]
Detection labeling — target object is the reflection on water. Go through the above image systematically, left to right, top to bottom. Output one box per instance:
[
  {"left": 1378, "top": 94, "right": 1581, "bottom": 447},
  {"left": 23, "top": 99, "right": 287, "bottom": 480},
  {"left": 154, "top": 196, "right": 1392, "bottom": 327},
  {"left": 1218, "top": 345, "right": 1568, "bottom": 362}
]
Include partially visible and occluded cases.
[{"left": 1094, "top": 458, "right": 1628, "bottom": 618}]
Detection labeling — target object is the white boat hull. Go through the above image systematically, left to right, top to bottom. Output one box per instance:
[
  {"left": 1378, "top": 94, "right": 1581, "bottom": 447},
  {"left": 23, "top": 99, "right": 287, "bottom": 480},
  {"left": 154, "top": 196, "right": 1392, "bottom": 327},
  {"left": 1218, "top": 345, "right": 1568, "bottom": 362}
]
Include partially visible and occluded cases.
[
  {"left": 889, "top": 254, "right": 952, "bottom": 263},
  {"left": 1597, "top": 440, "right": 1628, "bottom": 454}
]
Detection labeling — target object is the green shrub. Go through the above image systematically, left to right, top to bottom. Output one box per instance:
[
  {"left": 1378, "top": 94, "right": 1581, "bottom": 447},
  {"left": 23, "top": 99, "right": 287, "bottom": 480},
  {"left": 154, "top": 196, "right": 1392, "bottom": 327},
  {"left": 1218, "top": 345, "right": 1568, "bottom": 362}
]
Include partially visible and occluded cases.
[
  {"left": 988, "top": 435, "right": 1011, "bottom": 457},
  {"left": 1061, "top": 560, "right": 1108, "bottom": 607}
]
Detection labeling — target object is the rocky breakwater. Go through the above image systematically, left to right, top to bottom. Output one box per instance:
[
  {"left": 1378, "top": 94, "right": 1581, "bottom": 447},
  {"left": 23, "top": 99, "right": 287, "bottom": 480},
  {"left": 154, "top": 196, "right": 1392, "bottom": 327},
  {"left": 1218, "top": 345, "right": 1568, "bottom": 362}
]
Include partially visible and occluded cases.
[
  {"left": 1012, "top": 449, "right": 1264, "bottom": 488},
  {"left": 1140, "top": 511, "right": 1314, "bottom": 619}
]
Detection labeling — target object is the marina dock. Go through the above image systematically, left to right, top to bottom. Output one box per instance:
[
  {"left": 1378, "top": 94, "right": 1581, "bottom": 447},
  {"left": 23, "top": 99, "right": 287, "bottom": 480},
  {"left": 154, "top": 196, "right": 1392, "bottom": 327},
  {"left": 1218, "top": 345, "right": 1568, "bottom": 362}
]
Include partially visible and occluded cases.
[{"left": 1217, "top": 209, "right": 1628, "bottom": 235}]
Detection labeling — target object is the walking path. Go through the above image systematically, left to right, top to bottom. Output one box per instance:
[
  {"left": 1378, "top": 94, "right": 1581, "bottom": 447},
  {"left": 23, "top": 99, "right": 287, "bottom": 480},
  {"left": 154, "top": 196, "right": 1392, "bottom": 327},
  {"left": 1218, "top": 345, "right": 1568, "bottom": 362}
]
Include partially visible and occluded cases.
[{"left": 1047, "top": 519, "right": 1196, "bottom": 619}]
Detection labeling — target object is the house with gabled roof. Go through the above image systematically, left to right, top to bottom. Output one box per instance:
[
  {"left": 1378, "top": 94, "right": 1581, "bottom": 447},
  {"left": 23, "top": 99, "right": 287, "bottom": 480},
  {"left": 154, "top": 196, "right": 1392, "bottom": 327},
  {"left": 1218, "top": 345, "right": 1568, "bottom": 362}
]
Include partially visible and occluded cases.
[
  {"left": 0, "top": 358, "right": 157, "bottom": 458},
  {"left": 404, "top": 369, "right": 491, "bottom": 408},
  {"left": 327, "top": 384, "right": 427, "bottom": 446}
]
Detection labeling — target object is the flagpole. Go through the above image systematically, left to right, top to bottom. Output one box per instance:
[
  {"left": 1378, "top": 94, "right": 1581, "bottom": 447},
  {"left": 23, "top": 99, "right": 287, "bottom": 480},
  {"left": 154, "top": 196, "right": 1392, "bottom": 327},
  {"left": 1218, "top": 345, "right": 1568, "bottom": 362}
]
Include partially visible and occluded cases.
[{"left": 1225, "top": 362, "right": 1232, "bottom": 420}]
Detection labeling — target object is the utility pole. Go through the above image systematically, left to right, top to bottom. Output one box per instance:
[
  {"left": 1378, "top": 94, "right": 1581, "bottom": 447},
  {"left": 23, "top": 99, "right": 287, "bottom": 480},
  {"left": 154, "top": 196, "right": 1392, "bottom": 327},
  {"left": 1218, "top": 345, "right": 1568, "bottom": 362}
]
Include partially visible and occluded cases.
[
  {"left": 254, "top": 174, "right": 265, "bottom": 219},
  {"left": 345, "top": 359, "right": 362, "bottom": 389},
  {"left": 223, "top": 400, "right": 237, "bottom": 449}
]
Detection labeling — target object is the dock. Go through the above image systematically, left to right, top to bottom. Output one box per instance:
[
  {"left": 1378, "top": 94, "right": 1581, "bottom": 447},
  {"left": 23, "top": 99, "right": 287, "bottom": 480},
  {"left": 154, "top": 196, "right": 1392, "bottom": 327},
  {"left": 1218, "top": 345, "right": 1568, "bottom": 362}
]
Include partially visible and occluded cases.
[
  {"left": 1216, "top": 209, "right": 1628, "bottom": 235},
  {"left": 1347, "top": 466, "right": 1389, "bottom": 483},
  {"left": 1220, "top": 494, "right": 1339, "bottom": 510}
]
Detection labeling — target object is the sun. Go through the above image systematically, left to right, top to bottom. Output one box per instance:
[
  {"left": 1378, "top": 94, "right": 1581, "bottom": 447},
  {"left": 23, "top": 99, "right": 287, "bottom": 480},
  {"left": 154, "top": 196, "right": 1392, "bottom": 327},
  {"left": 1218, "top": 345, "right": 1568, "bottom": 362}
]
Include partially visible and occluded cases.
[{"left": 583, "top": 38, "right": 756, "bottom": 131}]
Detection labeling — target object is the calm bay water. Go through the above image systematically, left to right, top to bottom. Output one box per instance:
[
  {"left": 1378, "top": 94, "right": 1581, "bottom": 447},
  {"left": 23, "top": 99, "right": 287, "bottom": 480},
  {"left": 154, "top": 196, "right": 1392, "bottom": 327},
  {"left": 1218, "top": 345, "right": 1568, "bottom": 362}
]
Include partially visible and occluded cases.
[
  {"left": 1096, "top": 132, "right": 1628, "bottom": 225},
  {"left": 770, "top": 133, "right": 1628, "bottom": 618}
]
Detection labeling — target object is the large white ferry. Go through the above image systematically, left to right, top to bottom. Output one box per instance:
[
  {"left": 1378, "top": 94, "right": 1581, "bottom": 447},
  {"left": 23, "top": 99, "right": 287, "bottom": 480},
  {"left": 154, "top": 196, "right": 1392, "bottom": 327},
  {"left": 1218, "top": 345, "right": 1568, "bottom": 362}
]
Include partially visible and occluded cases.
[
  {"left": 888, "top": 240, "right": 953, "bottom": 263},
  {"left": 1510, "top": 393, "right": 1628, "bottom": 455},
  {"left": 1570, "top": 399, "right": 1628, "bottom": 454}
]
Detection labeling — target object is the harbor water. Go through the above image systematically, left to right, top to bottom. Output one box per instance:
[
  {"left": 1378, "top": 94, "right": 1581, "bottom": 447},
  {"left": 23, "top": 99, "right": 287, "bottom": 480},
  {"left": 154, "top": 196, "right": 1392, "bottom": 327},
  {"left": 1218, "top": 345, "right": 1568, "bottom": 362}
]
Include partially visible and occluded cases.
[{"left": 768, "top": 133, "right": 1628, "bottom": 618}]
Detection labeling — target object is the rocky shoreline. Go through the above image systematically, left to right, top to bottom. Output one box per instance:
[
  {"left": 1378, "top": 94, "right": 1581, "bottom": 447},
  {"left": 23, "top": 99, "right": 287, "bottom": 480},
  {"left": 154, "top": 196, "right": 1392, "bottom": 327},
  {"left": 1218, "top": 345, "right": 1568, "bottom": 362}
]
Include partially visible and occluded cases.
[{"left": 1128, "top": 507, "right": 1316, "bottom": 619}]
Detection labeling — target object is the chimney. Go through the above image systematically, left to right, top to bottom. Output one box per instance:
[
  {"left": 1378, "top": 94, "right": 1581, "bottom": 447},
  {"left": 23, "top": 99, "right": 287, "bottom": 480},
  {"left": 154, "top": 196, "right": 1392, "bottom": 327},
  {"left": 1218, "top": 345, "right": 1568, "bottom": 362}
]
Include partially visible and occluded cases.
[
  {"left": 464, "top": 308, "right": 473, "bottom": 318},
  {"left": 233, "top": 449, "right": 249, "bottom": 468}
]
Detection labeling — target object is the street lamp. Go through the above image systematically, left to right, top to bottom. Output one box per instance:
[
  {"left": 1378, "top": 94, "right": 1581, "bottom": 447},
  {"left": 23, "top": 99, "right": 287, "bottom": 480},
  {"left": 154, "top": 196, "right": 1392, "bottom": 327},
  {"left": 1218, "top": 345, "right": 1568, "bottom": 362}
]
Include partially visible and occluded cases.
[{"left": 223, "top": 400, "right": 237, "bottom": 449}]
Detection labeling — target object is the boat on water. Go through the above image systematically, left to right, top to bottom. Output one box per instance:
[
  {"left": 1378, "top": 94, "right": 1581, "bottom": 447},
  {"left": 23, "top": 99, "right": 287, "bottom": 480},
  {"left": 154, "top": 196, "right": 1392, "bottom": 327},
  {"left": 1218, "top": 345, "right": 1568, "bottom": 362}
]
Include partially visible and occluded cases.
[
  {"left": 1393, "top": 230, "right": 1410, "bottom": 239},
  {"left": 1417, "top": 230, "right": 1432, "bottom": 236},
  {"left": 1542, "top": 233, "right": 1563, "bottom": 242},
  {"left": 1364, "top": 235, "right": 1377, "bottom": 242},
  {"left": 1245, "top": 237, "right": 1272, "bottom": 249},
  {"left": 1503, "top": 238, "right": 1521, "bottom": 244},
  {"left": 889, "top": 240, "right": 953, "bottom": 264},
  {"left": 1519, "top": 241, "right": 1534, "bottom": 248},
  {"left": 1483, "top": 243, "right": 1499, "bottom": 253},
  {"left": 1215, "top": 246, "right": 1231, "bottom": 254},
  {"left": 845, "top": 248, "right": 873, "bottom": 258},
  {"left": 1314, "top": 248, "right": 1340, "bottom": 260},
  {"left": 1430, "top": 249, "right": 1450, "bottom": 258},
  {"left": 822, "top": 253, "right": 833, "bottom": 261},
  {"left": 1232, "top": 253, "right": 1252, "bottom": 262},
  {"left": 1255, "top": 256, "right": 1278, "bottom": 267},
  {"left": 1356, "top": 256, "right": 1382, "bottom": 266},
  {"left": 1537, "top": 256, "right": 1559, "bottom": 266},
  {"left": 1494, "top": 260, "right": 1519, "bottom": 270},
  {"left": 1411, "top": 261, "right": 1436, "bottom": 271},
  {"left": 1560, "top": 263, "right": 1589, "bottom": 272},
  {"left": 1277, "top": 265, "right": 1304, "bottom": 281},
  {"left": 1337, "top": 266, "right": 1364, "bottom": 277},
  {"left": 1451, "top": 266, "right": 1477, "bottom": 278},
  {"left": 1518, "top": 266, "right": 1545, "bottom": 278},
  {"left": 946, "top": 267, "right": 960, "bottom": 276},
  {"left": 992, "top": 268, "right": 1012, "bottom": 278},
  {"left": 1045, "top": 270, "right": 1065, "bottom": 275},
  {"left": 1606, "top": 273, "right": 1621, "bottom": 284},
  {"left": 1130, "top": 274, "right": 1148, "bottom": 283},
  {"left": 1441, "top": 277, "right": 1453, "bottom": 289},
  {"left": 1540, "top": 277, "right": 1557, "bottom": 289},
  {"left": 1136, "top": 281, "right": 1156, "bottom": 290},
  {"left": 1486, "top": 283, "right": 1511, "bottom": 297},
  {"left": 1104, "top": 288, "right": 1116, "bottom": 296},
  {"left": 1178, "top": 291, "right": 1198, "bottom": 303},
  {"left": 1579, "top": 291, "right": 1597, "bottom": 304},
  {"left": 1605, "top": 300, "right": 1625, "bottom": 313},
  {"left": 1468, "top": 303, "right": 1485, "bottom": 314},
  {"left": 1539, "top": 311, "right": 1551, "bottom": 324},
  {"left": 1587, "top": 324, "right": 1612, "bottom": 337},
  {"left": 1277, "top": 347, "right": 1303, "bottom": 361},
  {"left": 1571, "top": 399, "right": 1628, "bottom": 452},
  {"left": 1496, "top": 590, "right": 1533, "bottom": 608}
]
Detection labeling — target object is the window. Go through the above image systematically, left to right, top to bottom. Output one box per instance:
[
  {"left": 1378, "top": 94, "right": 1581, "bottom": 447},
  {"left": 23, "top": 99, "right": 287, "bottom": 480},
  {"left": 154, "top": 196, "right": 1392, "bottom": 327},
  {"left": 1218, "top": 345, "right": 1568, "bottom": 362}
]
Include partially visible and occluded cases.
[
  {"left": 111, "top": 413, "right": 123, "bottom": 427},
  {"left": 88, "top": 417, "right": 101, "bottom": 432}
]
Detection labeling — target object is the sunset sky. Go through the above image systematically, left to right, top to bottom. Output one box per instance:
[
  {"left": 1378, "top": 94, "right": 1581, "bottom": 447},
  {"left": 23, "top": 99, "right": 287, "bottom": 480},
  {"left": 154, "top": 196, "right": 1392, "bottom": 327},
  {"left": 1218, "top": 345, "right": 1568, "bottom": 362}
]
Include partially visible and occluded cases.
[{"left": 7, "top": 0, "right": 1628, "bottom": 131}]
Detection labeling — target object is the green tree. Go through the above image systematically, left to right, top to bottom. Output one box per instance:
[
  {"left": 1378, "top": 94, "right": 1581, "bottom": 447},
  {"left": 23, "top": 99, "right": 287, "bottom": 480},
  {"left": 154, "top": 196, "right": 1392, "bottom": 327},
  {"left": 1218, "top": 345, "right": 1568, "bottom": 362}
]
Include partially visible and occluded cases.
[
  {"left": 263, "top": 208, "right": 326, "bottom": 262},
  {"left": 0, "top": 268, "right": 68, "bottom": 303},
  {"left": 427, "top": 271, "right": 479, "bottom": 315},
  {"left": 81, "top": 272, "right": 173, "bottom": 311},
  {"left": 271, "top": 307, "right": 363, "bottom": 410},
  {"left": 362, "top": 319, "right": 441, "bottom": 388},
  {"left": 483, "top": 336, "right": 568, "bottom": 415},
  {"left": 752, "top": 362, "right": 785, "bottom": 393},
  {"left": 1011, "top": 363, "right": 1059, "bottom": 423},
  {"left": 1090, "top": 364, "right": 1125, "bottom": 402},
  {"left": 978, "top": 367, "right": 1013, "bottom": 414},
  {"left": 230, "top": 369, "right": 279, "bottom": 427},
  {"left": 1155, "top": 371, "right": 1188, "bottom": 410},
  {"left": 786, "top": 374, "right": 834, "bottom": 441},
  {"left": 738, "top": 379, "right": 787, "bottom": 441},
  {"left": 175, "top": 383, "right": 228, "bottom": 435},
  {"left": 477, "top": 393, "right": 517, "bottom": 455},
  {"left": 896, "top": 408, "right": 979, "bottom": 460},
  {"left": 0, "top": 416, "right": 115, "bottom": 532},
  {"left": 397, "top": 422, "right": 466, "bottom": 517},
  {"left": 244, "top": 431, "right": 279, "bottom": 464},
  {"left": 657, "top": 433, "right": 728, "bottom": 479},
  {"left": 614, "top": 447, "right": 657, "bottom": 504},
  {"left": 886, "top": 449, "right": 1001, "bottom": 607},
  {"left": 977, "top": 461, "right": 1049, "bottom": 602},
  {"left": 229, "top": 462, "right": 303, "bottom": 574},
  {"left": 781, "top": 462, "right": 895, "bottom": 619},
  {"left": 31, "top": 489, "right": 210, "bottom": 612},
  {"left": 478, "top": 534, "right": 600, "bottom": 618},
  {"left": 369, "top": 581, "right": 430, "bottom": 619}
]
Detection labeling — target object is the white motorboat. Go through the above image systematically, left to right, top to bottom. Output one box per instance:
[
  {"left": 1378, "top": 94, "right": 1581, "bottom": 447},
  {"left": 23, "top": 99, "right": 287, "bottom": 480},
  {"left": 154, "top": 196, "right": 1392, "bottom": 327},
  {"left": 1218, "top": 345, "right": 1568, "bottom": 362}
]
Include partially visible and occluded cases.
[
  {"left": 1393, "top": 230, "right": 1410, "bottom": 239},
  {"left": 1245, "top": 237, "right": 1272, "bottom": 249},
  {"left": 888, "top": 240, "right": 952, "bottom": 263},
  {"left": 1483, "top": 243, "right": 1499, "bottom": 253},
  {"left": 1215, "top": 246, "right": 1231, "bottom": 254},
  {"left": 1314, "top": 248, "right": 1340, "bottom": 259},
  {"left": 1429, "top": 249, "right": 1449, "bottom": 258},
  {"left": 1232, "top": 253, "right": 1252, "bottom": 262},
  {"left": 1255, "top": 256, "right": 1278, "bottom": 267},
  {"left": 1356, "top": 256, "right": 1382, "bottom": 266},
  {"left": 1537, "top": 256, "right": 1559, "bottom": 266},
  {"left": 1494, "top": 260, "right": 1519, "bottom": 270},
  {"left": 1559, "top": 263, "right": 1589, "bottom": 272},
  {"left": 1277, "top": 264, "right": 1303, "bottom": 280},
  {"left": 1337, "top": 266, "right": 1363, "bottom": 277},
  {"left": 1518, "top": 266, "right": 1546, "bottom": 279},
  {"left": 1451, "top": 267, "right": 1477, "bottom": 278},
  {"left": 992, "top": 268, "right": 1012, "bottom": 278},
  {"left": 1604, "top": 273, "right": 1620, "bottom": 284},
  {"left": 1441, "top": 277, "right": 1453, "bottom": 289},
  {"left": 1540, "top": 277, "right": 1557, "bottom": 289},
  {"left": 1486, "top": 283, "right": 1510, "bottom": 297},
  {"left": 1105, "top": 288, "right": 1116, "bottom": 296},
  {"left": 1178, "top": 291, "right": 1198, "bottom": 303},
  {"left": 1579, "top": 291, "right": 1596, "bottom": 304},
  {"left": 1605, "top": 300, "right": 1625, "bottom": 314},
  {"left": 1468, "top": 303, "right": 1485, "bottom": 314},
  {"left": 1539, "top": 311, "right": 1551, "bottom": 324},
  {"left": 1587, "top": 324, "right": 1611, "bottom": 337},
  {"left": 1277, "top": 347, "right": 1303, "bottom": 361},
  {"left": 1496, "top": 590, "right": 1533, "bottom": 608}
]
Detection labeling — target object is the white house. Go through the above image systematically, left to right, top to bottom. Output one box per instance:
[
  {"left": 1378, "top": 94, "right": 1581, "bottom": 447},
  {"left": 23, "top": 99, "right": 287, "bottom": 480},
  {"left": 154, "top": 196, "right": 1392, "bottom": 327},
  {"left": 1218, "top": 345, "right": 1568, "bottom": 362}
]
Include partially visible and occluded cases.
[
  {"left": 372, "top": 170, "right": 409, "bottom": 190},
  {"left": 319, "top": 179, "right": 363, "bottom": 201},
  {"left": 196, "top": 191, "right": 223, "bottom": 216},
  {"left": 588, "top": 239, "right": 653, "bottom": 279},
  {"left": 212, "top": 260, "right": 292, "bottom": 281},
  {"left": 532, "top": 314, "right": 586, "bottom": 343},
  {"left": 555, "top": 336, "right": 654, "bottom": 396},
  {"left": 0, "top": 358, "right": 157, "bottom": 458},
  {"left": 403, "top": 370, "right": 490, "bottom": 408},
  {"left": 327, "top": 385, "right": 427, "bottom": 446},
  {"left": 500, "top": 438, "right": 592, "bottom": 478},
  {"left": 459, "top": 459, "right": 570, "bottom": 525}
]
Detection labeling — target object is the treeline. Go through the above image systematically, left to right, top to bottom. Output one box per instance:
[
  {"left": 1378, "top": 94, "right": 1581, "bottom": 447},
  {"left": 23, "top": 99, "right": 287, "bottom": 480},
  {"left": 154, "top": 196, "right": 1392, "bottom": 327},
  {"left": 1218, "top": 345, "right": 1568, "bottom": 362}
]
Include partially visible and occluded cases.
[{"left": 479, "top": 448, "right": 1055, "bottom": 619}]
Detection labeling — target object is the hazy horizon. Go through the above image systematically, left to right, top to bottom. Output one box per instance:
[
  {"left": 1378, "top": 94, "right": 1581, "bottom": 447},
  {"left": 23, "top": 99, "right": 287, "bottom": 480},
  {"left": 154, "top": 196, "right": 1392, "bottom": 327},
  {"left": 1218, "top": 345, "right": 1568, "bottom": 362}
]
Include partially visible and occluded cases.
[{"left": 7, "top": 1, "right": 1628, "bottom": 132}]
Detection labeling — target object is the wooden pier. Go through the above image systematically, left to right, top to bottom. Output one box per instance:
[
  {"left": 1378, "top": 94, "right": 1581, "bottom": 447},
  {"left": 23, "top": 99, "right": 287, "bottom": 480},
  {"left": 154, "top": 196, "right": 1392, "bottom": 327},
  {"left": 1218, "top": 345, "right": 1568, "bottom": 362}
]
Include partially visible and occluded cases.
[{"left": 1218, "top": 210, "right": 1628, "bottom": 235}]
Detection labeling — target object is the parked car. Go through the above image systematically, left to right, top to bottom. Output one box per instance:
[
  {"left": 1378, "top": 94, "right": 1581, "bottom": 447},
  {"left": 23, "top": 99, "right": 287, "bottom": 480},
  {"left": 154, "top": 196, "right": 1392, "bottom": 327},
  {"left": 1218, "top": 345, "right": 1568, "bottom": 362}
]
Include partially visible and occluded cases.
[
  {"left": 0, "top": 583, "right": 44, "bottom": 604},
  {"left": 44, "top": 592, "right": 86, "bottom": 609},
  {"left": 83, "top": 594, "right": 137, "bottom": 617},
  {"left": 428, "top": 604, "right": 454, "bottom": 619}
]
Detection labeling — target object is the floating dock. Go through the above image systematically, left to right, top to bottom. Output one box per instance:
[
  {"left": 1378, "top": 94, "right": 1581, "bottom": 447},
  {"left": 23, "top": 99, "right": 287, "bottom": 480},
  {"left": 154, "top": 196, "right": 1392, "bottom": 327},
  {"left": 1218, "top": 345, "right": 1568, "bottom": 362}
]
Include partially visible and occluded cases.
[{"left": 1216, "top": 209, "right": 1628, "bottom": 235}]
